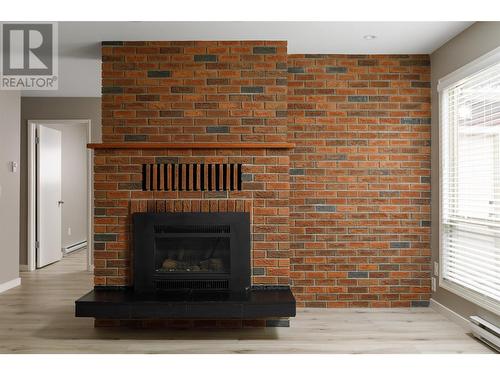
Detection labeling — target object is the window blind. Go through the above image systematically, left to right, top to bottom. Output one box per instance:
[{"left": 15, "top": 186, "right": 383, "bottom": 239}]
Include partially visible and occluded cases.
[{"left": 441, "top": 61, "right": 500, "bottom": 306}]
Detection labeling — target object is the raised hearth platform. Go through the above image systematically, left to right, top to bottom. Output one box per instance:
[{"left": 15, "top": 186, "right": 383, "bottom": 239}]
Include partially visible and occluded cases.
[{"left": 75, "top": 286, "right": 296, "bottom": 320}]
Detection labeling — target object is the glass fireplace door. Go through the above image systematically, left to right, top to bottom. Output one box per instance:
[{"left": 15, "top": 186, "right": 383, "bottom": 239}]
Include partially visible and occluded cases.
[{"left": 154, "top": 230, "right": 231, "bottom": 275}]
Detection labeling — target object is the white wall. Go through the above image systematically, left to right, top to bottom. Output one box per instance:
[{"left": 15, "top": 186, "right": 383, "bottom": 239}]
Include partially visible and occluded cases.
[
  {"left": 0, "top": 91, "right": 21, "bottom": 290},
  {"left": 44, "top": 122, "right": 88, "bottom": 249}
]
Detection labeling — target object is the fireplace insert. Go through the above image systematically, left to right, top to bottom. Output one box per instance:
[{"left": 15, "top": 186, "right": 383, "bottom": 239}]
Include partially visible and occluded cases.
[{"left": 133, "top": 212, "right": 250, "bottom": 293}]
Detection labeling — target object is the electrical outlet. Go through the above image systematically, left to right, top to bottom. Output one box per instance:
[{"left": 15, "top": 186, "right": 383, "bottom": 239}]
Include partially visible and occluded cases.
[
  {"left": 67, "top": 227, "right": 71, "bottom": 236},
  {"left": 434, "top": 261, "right": 439, "bottom": 277},
  {"left": 431, "top": 277, "right": 437, "bottom": 292}
]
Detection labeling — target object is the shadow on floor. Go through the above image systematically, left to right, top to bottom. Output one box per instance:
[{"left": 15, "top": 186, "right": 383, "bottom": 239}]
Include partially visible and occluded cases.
[{"left": 34, "top": 317, "right": 281, "bottom": 341}]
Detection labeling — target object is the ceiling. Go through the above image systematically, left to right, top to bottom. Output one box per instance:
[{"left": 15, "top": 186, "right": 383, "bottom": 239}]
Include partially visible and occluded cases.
[{"left": 21, "top": 21, "right": 474, "bottom": 97}]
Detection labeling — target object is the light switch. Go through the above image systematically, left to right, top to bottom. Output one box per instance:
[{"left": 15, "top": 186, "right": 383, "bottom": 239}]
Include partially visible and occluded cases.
[{"left": 10, "top": 161, "right": 18, "bottom": 173}]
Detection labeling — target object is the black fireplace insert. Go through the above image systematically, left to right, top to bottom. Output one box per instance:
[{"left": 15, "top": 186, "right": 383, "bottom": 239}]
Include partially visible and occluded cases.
[{"left": 133, "top": 212, "right": 251, "bottom": 293}]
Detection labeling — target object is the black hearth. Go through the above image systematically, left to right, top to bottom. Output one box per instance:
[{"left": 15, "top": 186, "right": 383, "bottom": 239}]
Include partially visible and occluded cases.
[
  {"left": 75, "top": 211, "right": 296, "bottom": 322},
  {"left": 133, "top": 212, "right": 251, "bottom": 293}
]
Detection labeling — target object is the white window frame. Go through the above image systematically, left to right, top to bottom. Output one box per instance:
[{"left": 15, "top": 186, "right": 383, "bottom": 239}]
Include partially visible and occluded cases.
[{"left": 438, "top": 46, "right": 500, "bottom": 316}]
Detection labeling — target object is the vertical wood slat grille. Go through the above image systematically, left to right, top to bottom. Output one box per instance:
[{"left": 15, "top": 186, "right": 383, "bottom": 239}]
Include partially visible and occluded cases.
[{"left": 142, "top": 163, "right": 243, "bottom": 192}]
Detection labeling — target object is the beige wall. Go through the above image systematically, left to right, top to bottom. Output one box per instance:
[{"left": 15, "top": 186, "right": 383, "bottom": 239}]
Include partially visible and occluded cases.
[
  {"left": 431, "top": 22, "right": 500, "bottom": 323},
  {"left": 0, "top": 91, "right": 21, "bottom": 287},
  {"left": 20, "top": 97, "right": 101, "bottom": 265}
]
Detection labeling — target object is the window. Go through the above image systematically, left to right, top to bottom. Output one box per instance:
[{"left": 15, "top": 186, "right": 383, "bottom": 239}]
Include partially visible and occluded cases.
[{"left": 440, "top": 52, "right": 500, "bottom": 314}]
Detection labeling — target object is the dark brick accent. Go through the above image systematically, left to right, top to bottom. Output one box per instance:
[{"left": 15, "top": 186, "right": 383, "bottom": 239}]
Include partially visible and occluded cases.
[
  {"left": 253, "top": 46, "right": 277, "bottom": 54},
  {"left": 194, "top": 54, "right": 217, "bottom": 62},
  {"left": 326, "top": 66, "right": 347, "bottom": 73},
  {"left": 288, "top": 67, "right": 305, "bottom": 73},
  {"left": 147, "top": 70, "right": 171, "bottom": 78},
  {"left": 241, "top": 86, "right": 264, "bottom": 93},
  {"left": 102, "top": 87, "right": 123, "bottom": 94},
  {"left": 348, "top": 96, "right": 369, "bottom": 102},
  {"left": 401, "top": 118, "right": 431, "bottom": 125},
  {"left": 206, "top": 126, "right": 229, "bottom": 133},
  {"left": 124, "top": 135, "right": 147, "bottom": 142},
  {"left": 327, "top": 154, "right": 347, "bottom": 161},
  {"left": 290, "top": 168, "right": 305, "bottom": 175},
  {"left": 421, "top": 176, "right": 430, "bottom": 183},
  {"left": 305, "top": 198, "right": 325, "bottom": 205},
  {"left": 315, "top": 205, "right": 336, "bottom": 212},
  {"left": 94, "top": 208, "right": 106, "bottom": 216},
  {"left": 94, "top": 234, "right": 117, "bottom": 242},
  {"left": 390, "top": 242, "right": 410, "bottom": 249},
  {"left": 94, "top": 243, "right": 105, "bottom": 250},
  {"left": 252, "top": 268, "right": 265, "bottom": 276},
  {"left": 348, "top": 272, "right": 369, "bottom": 278},
  {"left": 411, "top": 301, "right": 430, "bottom": 307}
]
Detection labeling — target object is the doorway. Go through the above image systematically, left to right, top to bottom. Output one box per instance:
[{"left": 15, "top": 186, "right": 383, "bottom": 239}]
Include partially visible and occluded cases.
[{"left": 27, "top": 120, "right": 92, "bottom": 271}]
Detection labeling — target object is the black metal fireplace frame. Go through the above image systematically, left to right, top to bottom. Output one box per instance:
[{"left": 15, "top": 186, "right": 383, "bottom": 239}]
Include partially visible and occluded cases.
[{"left": 133, "top": 212, "right": 251, "bottom": 294}]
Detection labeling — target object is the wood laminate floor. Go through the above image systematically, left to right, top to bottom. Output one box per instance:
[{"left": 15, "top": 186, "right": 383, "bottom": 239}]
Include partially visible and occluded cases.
[{"left": 0, "top": 250, "right": 493, "bottom": 353}]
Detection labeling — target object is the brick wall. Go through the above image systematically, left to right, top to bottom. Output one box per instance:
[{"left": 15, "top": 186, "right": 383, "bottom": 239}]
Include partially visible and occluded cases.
[
  {"left": 96, "top": 41, "right": 290, "bottom": 288},
  {"left": 101, "top": 41, "right": 287, "bottom": 143},
  {"left": 96, "top": 44, "right": 432, "bottom": 309},
  {"left": 288, "top": 54, "right": 431, "bottom": 307},
  {"left": 93, "top": 149, "right": 290, "bottom": 287}
]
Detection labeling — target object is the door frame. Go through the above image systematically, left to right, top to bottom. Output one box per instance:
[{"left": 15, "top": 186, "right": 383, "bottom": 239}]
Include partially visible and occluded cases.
[{"left": 27, "top": 119, "right": 93, "bottom": 272}]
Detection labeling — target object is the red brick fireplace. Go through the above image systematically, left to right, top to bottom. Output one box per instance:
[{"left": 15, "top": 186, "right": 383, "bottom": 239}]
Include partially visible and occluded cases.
[
  {"left": 93, "top": 40, "right": 291, "bottom": 289},
  {"left": 78, "top": 41, "right": 431, "bottom": 326}
]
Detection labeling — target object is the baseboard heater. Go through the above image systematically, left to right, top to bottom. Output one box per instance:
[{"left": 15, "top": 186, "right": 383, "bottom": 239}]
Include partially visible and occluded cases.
[
  {"left": 63, "top": 241, "right": 87, "bottom": 254},
  {"left": 470, "top": 315, "right": 500, "bottom": 352}
]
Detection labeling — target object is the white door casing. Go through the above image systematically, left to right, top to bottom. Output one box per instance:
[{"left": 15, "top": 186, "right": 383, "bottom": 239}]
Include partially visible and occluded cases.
[{"left": 36, "top": 125, "right": 63, "bottom": 268}]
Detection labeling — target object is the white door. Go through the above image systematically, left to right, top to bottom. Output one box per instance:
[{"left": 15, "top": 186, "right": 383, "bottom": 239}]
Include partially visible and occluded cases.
[{"left": 37, "top": 125, "right": 63, "bottom": 268}]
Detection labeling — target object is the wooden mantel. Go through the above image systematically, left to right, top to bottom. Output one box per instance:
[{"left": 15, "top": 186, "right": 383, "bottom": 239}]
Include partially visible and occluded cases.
[{"left": 87, "top": 142, "right": 295, "bottom": 150}]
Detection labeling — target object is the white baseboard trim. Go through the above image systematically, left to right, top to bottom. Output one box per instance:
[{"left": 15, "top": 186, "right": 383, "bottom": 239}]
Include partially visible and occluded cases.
[
  {"left": 63, "top": 240, "right": 87, "bottom": 254},
  {"left": 0, "top": 277, "right": 21, "bottom": 294},
  {"left": 430, "top": 298, "right": 470, "bottom": 331}
]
